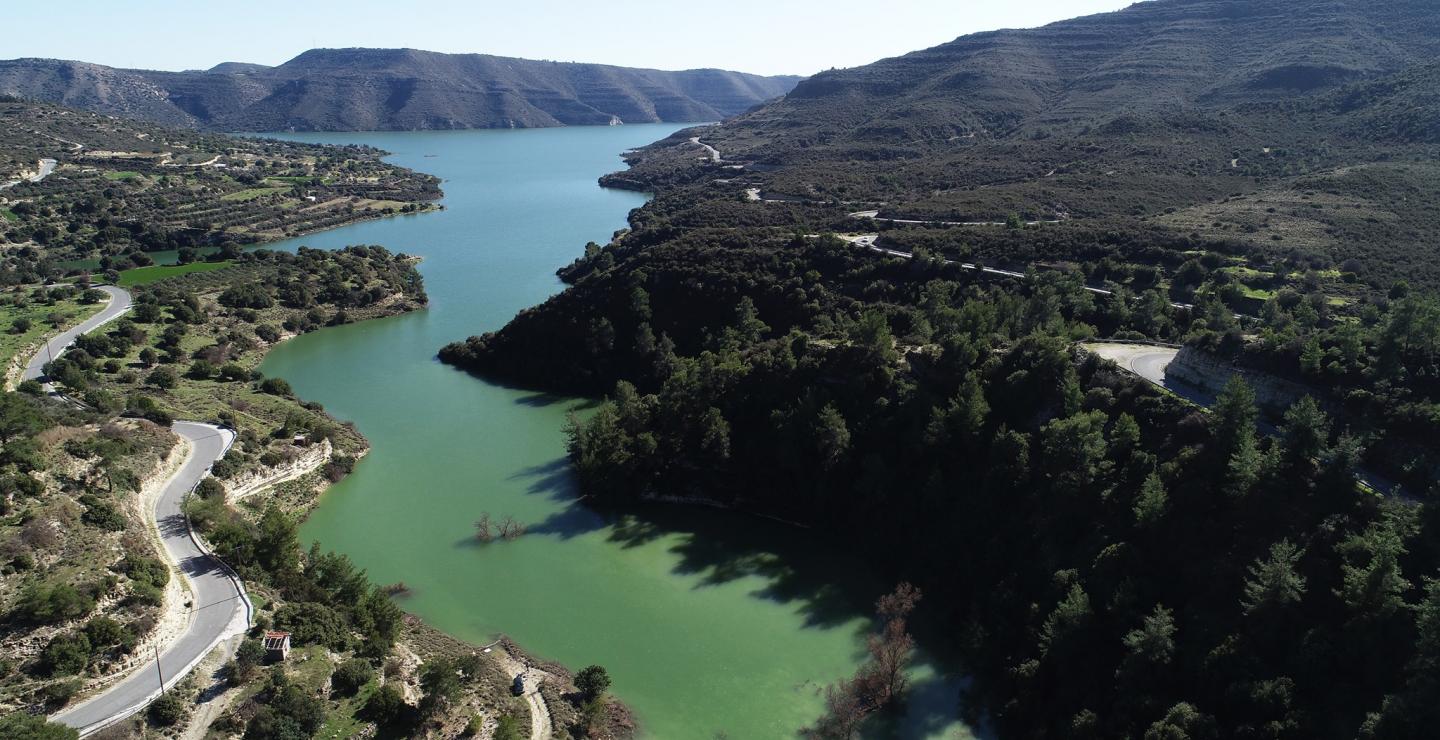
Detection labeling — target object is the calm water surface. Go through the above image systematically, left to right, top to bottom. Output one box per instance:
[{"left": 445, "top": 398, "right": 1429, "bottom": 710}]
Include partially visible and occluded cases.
[{"left": 256, "top": 126, "right": 970, "bottom": 738}]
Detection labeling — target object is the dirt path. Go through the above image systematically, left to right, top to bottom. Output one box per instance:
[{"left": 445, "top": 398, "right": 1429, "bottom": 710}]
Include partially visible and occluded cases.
[
  {"left": 690, "top": 137, "right": 722, "bottom": 164},
  {"left": 495, "top": 650, "right": 553, "bottom": 740}
]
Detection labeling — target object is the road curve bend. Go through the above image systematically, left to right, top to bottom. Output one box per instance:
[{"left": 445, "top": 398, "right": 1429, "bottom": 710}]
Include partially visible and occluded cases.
[{"left": 24, "top": 286, "right": 251, "bottom": 736}]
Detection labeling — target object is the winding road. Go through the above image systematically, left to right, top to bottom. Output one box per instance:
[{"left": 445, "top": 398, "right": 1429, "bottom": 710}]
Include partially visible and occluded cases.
[
  {"left": 1, "top": 158, "right": 58, "bottom": 190},
  {"left": 841, "top": 234, "right": 1198, "bottom": 311},
  {"left": 24, "top": 286, "right": 251, "bottom": 736}
]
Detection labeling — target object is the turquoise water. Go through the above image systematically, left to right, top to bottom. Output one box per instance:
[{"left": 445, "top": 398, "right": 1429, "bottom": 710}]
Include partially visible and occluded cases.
[{"left": 256, "top": 126, "right": 970, "bottom": 738}]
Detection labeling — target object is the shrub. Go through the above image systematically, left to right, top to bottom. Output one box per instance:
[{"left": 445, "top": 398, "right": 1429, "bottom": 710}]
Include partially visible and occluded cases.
[
  {"left": 255, "top": 324, "right": 281, "bottom": 343},
  {"left": 218, "top": 363, "right": 248, "bottom": 382},
  {"left": 147, "top": 367, "right": 177, "bottom": 389},
  {"left": 259, "top": 377, "right": 292, "bottom": 396},
  {"left": 196, "top": 476, "right": 226, "bottom": 500},
  {"left": 79, "top": 495, "right": 126, "bottom": 531},
  {"left": 119, "top": 553, "right": 170, "bottom": 590},
  {"left": 14, "top": 582, "right": 96, "bottom": 625},
  {"left": 83, "top": 617, "right": 135, "bottom": 652},
  {"left": 39, "top": 633, "right": 92, "bottom": 676},
  {"left": 331, "top": 659, "right": 374, "bottom": 696},
  {"left": 40, "top": 679, "right": 83, "bottom": 709},
  {"left": 363, "top": 683, "right": 406, "bottom": 725},
  {"left": 147, "top": 690, "right": 187, "bottom": 726},
  {"left": 0, "top": 710, "right": 79, "bottom": 738},
  {"left": 495, "top": 715, "right": 525, "bottom": 740}
]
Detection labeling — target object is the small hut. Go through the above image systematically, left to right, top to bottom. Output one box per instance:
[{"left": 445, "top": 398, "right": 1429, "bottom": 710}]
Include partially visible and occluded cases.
[{"left": 263, "top": 630, "right": 292, "bottom": 662}]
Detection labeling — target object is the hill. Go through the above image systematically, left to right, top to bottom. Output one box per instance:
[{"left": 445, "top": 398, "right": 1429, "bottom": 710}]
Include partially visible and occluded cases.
[
  {"left": 442, "top": 2, "right": 1440, "bottom": 738},
  {"left": 0, "top": 49, "right": 802, "bottom": 131}
]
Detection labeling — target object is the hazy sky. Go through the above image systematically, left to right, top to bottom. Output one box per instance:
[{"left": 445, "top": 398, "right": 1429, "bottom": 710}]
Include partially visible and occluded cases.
[{"left": 5, "top": 1, "right": 1136, "bottom": 77}]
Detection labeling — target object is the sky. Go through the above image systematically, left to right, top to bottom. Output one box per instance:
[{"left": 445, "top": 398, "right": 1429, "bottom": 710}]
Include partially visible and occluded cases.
[{"left": 4, "top": 0, "right": 1136, "bottom": 77}]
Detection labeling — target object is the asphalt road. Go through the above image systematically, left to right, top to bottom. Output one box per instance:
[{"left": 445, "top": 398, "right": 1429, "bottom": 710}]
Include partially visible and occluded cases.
[
  {"left": 1, "top": 157, "right": 58, "bottom": 190},
  {"left": 23, "top": 285, "right": 131, "bottom": 388},
  {"left": 27, "top": 286, "right": 250, "bottom": 735}
]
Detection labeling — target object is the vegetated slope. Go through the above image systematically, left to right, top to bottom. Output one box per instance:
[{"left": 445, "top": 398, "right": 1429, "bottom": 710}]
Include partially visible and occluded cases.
[
  {"left": 640, "top": 0, "right": 1440, "bottom": 289},
  {"left": 442, "top": 1, "right": 1440, "bottom": 738},
  {"left": 0, "top": 48, "right": 803, "bottom": 131}
]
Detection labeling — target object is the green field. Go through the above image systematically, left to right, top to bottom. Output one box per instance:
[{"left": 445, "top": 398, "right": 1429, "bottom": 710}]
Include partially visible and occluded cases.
[
  {"left": 102, "top": 170, "right": 141, "bottom": 181},
  {"left": 0, "top": 209, "right": 16, "bottom": 222},
  {"left": 118, "top": 260, "right": 234, "bottom": 287},
  {"left": 0, "top": 295, "right": 98, "bottom": 374}
]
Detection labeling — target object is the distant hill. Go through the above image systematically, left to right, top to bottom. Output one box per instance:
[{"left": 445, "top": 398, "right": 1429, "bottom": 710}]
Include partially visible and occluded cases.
[
  {"left": 640, "top": 0, "right": 1440, "bottom": 287},
  {"left": 737, "top": 0, "right": 1440, "bottom": 146},
  {"left": 0, "top": 48, "right": 802, "bottom": 131}
]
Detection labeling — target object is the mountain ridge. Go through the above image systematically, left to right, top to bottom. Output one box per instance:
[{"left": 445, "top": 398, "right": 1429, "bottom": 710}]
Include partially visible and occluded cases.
[{"left": 0, "top": 48, "right": 802, "bottom": 131}]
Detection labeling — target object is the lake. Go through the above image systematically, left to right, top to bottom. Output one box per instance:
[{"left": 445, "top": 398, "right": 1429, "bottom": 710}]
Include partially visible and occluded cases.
[{"left": 255, "top": 125, "right": 970, "bottom": 738}]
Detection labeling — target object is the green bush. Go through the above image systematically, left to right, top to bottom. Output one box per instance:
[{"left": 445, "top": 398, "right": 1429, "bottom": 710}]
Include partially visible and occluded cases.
[
  {"left": 259, "top": 377, "right": 292, "bottom": 396},
  {"left": 196, "top": 476, "right": 226, "bottom": 500},
  {"left": 79, "top": 494, "right": 126, "bottom": 531},
  {"left": 13, "top": 582, "right": 95, "bottom": 625},
  {"left": 273, "top": 602, "right": 349, "bottom": 650},
  {"left": 39, "top": 633, "right": 92, "bottom": 676},
  {"left": 330, "top": 659, "right": 374, "bottom": 696},
  {"left": 363, "top": 683, "right": 406, "bottom": 725},
  {"left": 147, "top": 690, "right": 187, "bottom": 726},
  {"left": 0, "top": 710, "right": 80, "bottom": 738}
]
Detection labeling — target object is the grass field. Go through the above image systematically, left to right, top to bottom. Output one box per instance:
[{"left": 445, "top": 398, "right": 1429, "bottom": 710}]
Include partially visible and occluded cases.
[
  {"left": 103, "top": 170, "right": 141, "bottom": 181},
  {"left": 0, "top": 209, "right": 17, "bottom": 222},
  {"left": 118, "top": 260, "right": 234, "bottom": 287},
  {"left": 0, "top": 295, "right": 99, "bottom": 376}
]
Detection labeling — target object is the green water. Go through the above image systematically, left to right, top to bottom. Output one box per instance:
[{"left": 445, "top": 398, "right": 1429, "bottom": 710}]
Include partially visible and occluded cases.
[{"left": 257, "top": 126, "right": 970, "bottom": 739}]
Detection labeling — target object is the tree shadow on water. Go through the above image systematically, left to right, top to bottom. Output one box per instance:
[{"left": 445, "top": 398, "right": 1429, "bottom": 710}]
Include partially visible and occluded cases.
[
  {"left": 506, "top": 457, "right": 579, "bottom": 502},
  {"left": 601, "top": 503, "right": 884, "bottom": 632}
]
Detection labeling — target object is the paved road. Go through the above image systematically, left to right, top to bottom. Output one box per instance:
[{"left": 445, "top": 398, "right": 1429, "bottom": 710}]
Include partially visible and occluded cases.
[
  {"left": 690, "top": 137, "right": 722, "bottom": 164},
  {"left": 1, "top": 157, "right": 58, "bottom": 190},
  {"left": 846, "top": 208, "right": 1065, "bottom": 226},
  {"left": 842, "top": 234, "right": 1202, "bottom": 311},
  {"left": 23, "top": 285, "right": 131, "bottom": 388},
  {"left": 25, "top": 286, "right": 250, "bottom": 735},
  {"left": 1084, "top": 343, "right": 1179, "bottom": 386},
  {"left": 52, "top": 422, "right": 245, "bottom": 735}
]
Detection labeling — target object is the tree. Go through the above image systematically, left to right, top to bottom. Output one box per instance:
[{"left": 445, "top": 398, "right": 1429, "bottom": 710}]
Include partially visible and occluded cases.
[
  {"left": 850, "top": 311, "right": 897, "bottom": 366},
  {"left": 1212, "top": 377, "right": 1261, "bottom": 496},
  {"left": 814, "top": 404, "right": 851, "bottom": 470},
  {"left": 1041, "top": 411, "right": 1109, "bottom": 491},
  {"left": 1134, "top": 472, "right": 1168, "bottom": 527},
  {"left": 255, "top": 505, "right": 300, "bottom": 576},
  {"left": 1338, "top": 517, "right": 1411, "bottom": 619},
  {"left": 1242, "top": 540, "right": 1307, "bottom": 614},
  {"left": 869, "top": 582, "right": 921, "bottom": 702},
  {"left": 1041, "top": 583, "right": 1093, "bottom": 657},
  {"left": 1122, "top": 605, "right": 1177, "bottom": 668},
  {"left": 419, "top": 659, "right": 462, "bottom": 719},
  {"left": 575, "top": 664, "right": 611, "bottom": 700},
  {"left": 1144, "top": 702, "right": 1217, "bottom": 740}
]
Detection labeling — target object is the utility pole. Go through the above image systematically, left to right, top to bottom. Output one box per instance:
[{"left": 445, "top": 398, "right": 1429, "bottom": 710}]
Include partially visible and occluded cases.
[{"left": 154, "top": 644, "right": 166, "bottom": 695}]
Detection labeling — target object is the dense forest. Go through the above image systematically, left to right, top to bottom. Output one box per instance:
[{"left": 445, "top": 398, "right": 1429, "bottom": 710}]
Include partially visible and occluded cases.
[{"left": 442, "top": 1, "right": 1440, "bottom": 736}]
